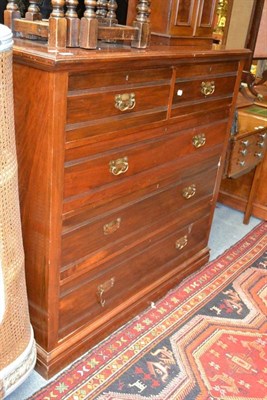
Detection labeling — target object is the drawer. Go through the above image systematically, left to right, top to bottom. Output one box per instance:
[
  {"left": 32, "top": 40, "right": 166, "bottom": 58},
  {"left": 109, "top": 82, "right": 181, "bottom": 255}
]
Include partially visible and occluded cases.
[
  {"left": 174, "top": 61, "right": 239, "bottom": 79},
  {"left": 66, "top": 68, "right": 172, "bottom": 133},
  {"left": 68, "top": 68, "right": 173, "bottom": 91},
  {"left": 171, "top": 75, "right": 236, "bottom": 118},
  {"left": 64, "top": 119, "right": 228, "bottom": 202},
  {"left": 226, "top": 130, "right": 267, "bottom": 178},
  {"left": 63, "top": 150, "right": 221, "bottom": 219},
  {"left": 61, "top": 165, "right": 218, "bottom": 274},
  {"left": 59, "top": 208, "right": 211, "bottom": 337}
]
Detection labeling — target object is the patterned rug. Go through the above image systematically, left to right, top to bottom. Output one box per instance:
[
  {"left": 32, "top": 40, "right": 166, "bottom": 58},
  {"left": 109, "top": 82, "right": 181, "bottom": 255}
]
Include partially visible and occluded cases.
[{"left": 31, "top": 222, "right": 267, "bottom": 400}]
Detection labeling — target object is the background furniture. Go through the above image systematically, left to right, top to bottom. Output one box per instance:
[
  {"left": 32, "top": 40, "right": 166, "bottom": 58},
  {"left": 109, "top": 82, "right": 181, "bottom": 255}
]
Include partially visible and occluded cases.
[
  {"left": 5, "top": 0, "right": 150, "bottom": 49},
  {"left": 128, "top": 0, "right": 218, "bottom": 49},
  {"left": 217, "top": 0, "right": 267, "bottom": 221},
  {"left": 219, "top": 104, "right": 267, "bottom": 221}
]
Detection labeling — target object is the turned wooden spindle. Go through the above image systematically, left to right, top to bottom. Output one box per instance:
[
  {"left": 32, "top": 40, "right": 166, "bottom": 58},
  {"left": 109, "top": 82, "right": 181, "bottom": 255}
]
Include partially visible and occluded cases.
[
  {"left": 4, "top": 0, "right": 21, "bottom": 30},
  {"left": 25, "top": 0, "right": 42, "bottom": 21},
  {"left": 49, "top": 0, "right": 67, "bottom": 48},
  {"left": 66, "top": 0, "right": 80, "bottom": 47},
  {"left": 80, "top": 0, "right": 98, "bottom": 49},
  {"left": 96, "top": 0, "right": 108, "bottom": 21},
  {"left": 106, "top": 0, "right": 118, "bottom": 25},
  {"left": 132, "top": 0, "right": 151, "bottom": 48},
  {"left": 135, "top": 0, "right": 151, "bottom": 23}
]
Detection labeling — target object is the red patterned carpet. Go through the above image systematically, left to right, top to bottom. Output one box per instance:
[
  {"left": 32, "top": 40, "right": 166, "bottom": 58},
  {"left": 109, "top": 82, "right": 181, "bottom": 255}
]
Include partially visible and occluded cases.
[{"left": 31, "top": 222, "right": 267, "bottom": 400}]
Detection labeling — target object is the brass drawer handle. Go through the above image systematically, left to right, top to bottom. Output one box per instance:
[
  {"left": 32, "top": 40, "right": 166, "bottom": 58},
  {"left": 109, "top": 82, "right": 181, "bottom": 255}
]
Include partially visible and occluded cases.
[
  {"left": 200, "top": 81, "right": 215, "bottom": 96},
  {"left": 115, "top": 93, "right": 136, "bottom": 112},
  {"left": 192, "top": 133, "right": 206, "bottom": 148},
  {"left": 109, "top": 156, "right": 129, "bottom": 176},
  {"left": 182, "top": 184, "right": 196, "bottom": 199},
  {"left": 103, "top": 218, "right": 121, "bottom": 235},
  {"left": 175, "top": 235, "right": 188, "bottom": 250},
  {"left": 97, "top": 277, "right": 115, "bottom": 307}
]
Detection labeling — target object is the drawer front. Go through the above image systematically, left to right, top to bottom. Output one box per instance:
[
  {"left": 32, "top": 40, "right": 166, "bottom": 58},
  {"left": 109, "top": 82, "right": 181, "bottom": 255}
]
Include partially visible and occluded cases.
[
  {"left": 174, "top": 61, "right": 239, "bottom": 79},
  {"left": 66, "top": 68, "right": 172, "bottom": 136},
  {"left": 68, "top": 68, "right": 173, "bottom": 91},
  {"left": 172, "top": 75, "right": 236, "bottom": 118},
  {"left": 67, "top": 84, "right": 170, "bottom": 124},
  {"left": 64, "top": 119, "right": 227, "bottom": 202},
  {"left": 227, "top": 130, "right": 267, "bottom": 177},
  {"left": 61, "top": 165, "right": 218, "bottom": 273},
  {"left": 59, "top": 208, "right": 211, "bottom": 338}
]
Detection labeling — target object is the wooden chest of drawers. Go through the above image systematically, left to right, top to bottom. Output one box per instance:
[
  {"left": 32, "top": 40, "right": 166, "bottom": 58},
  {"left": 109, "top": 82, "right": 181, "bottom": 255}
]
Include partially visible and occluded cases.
[{"left": 12, "top": 42, "right": 248, "bottom": 378}]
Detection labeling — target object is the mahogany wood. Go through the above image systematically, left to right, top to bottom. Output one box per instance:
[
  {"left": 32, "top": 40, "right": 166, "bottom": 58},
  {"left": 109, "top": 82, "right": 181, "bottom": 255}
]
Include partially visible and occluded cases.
[
  {"left": 4, "top": 0, "right": 151, "bottom": 49},
  {"left": 149, "top": 0, "right": 218, "bottom": 49},
  {"left": 12, "top": 40, "right": 248, "bottom": 378}
]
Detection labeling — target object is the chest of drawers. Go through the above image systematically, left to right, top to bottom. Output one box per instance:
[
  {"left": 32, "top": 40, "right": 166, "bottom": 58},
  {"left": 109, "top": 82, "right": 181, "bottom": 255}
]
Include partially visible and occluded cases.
[{"left": 12, "top": 42, "right": 248, "bottom": 378}]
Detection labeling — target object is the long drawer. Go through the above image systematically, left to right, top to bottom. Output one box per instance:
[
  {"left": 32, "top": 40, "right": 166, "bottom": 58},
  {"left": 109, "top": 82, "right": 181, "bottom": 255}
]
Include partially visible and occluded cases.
[
  {"left": 64, "top": 119, "right": 228, "bottom": 204},
  {"left": 61, "top": 165, "right": 218, "bottom": 277},
  {"left": 59, "top": 204, "right": 211, "bottom": 338}
]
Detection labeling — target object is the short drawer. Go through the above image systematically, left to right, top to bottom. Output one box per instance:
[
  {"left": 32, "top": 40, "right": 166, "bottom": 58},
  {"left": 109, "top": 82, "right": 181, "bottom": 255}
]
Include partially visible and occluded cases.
[
  {"left": 174, "top": 61, "right": 239, "bottom": 79},
  {"left": 66, "top": 68, "right": 172, "bottom": 135},
  {"left": 68, "top": 68, "right": 172, "bottom": 91},
  {"left": 171, "top": 75, "right": 236, "bottom": 118},
  {"left": 67, "top": 84, "right": 170, "bottom": 125},
  {"left": 64, "top": 119, "right": 228, "bottom": 202},
  {"left": 226, "top": 130, "right": 267, "bottom": 177},
  {"left": 61, "top": 165, "right": 218, "bottom": 273},
  {"left": 59, "top": 209, "right": 211, "bottom": 338}
]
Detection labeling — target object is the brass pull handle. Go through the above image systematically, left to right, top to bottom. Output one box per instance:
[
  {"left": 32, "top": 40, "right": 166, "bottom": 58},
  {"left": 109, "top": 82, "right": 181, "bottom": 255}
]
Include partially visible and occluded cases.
[
  {"left": 200, "top": 81, "right": 215, "bottom": 96},
  {"left": 115, "top": 93, "right": 136, "bottom": 112},
  {"left": 192, "top": 133, "right": 206, "bottom": 148},
  {"left": 109, "top": 156, "right": 129, "bottom": 176},
  {"left": 182, "top": 184, "right": 196, "bottom": 200},
  {"left": 103, "top": 218, "right": 121, "bottom": 235},
  {"left": 175, "top": 235, "right": 188, "bottom": 250},
  {"left": 97, "top": 277, "right": 115, "bottom": 307}
]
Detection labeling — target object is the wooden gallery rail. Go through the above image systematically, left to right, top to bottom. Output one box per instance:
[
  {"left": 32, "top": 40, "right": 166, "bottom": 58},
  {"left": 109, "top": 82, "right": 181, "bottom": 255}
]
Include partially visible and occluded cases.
[{"left": 4, "top": 0, "right": 151, "bottom": 49}]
